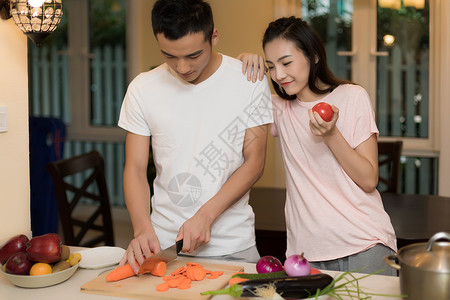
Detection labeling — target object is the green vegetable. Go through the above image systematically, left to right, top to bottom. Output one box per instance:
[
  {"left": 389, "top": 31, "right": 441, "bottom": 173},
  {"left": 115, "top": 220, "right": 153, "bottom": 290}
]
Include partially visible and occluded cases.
[
  {"left": 203, "top": 269, "right": 407, "bottom": 299},
  {"left": 232, "top": 270, "right": 288, "bottom": 279},
  {"left": 312, "top": 270, "right": 407, "bottom": 299},
  {"left": 201, "top": 273, "right": 333, "bottom": 298}
]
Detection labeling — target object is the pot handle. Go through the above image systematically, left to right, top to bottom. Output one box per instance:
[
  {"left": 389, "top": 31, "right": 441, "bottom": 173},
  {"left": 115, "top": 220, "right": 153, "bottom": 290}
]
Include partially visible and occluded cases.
[
  {"left": 426, "top": 232, "right": 450, "bottom": 252},
  {"left": 384, "top": 255, "right": 401, "bottom": 270}
]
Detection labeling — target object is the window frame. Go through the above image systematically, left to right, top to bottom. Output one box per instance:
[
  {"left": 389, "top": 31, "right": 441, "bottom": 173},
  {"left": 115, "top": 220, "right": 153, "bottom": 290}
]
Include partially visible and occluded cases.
[
  {"left": 65, "top": 0, "right": 450, "bottom": 194},
  {"left": 66, "top": 0, "right": 127, "bottom": 143},
  {"left": 67, "top": 0, "right": 442, "bottom": 148},
  {"left": 348, "top": 0, "right": 450, "bottom": 194},
  {"left": 350, "top": 0, "right": 439, "bottom": 157}
]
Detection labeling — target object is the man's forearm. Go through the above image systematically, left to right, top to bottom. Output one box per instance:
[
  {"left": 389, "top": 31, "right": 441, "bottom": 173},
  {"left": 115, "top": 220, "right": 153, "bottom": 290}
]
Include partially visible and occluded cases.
[{"left": 124, "top": 168, "right": 153, "bottom": 236}]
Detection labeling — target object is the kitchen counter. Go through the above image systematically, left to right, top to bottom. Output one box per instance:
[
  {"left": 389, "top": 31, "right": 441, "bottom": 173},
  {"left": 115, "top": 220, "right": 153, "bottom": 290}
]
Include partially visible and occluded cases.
[{"left": 0, "top": 253, "right": 402, "bottom": 300}]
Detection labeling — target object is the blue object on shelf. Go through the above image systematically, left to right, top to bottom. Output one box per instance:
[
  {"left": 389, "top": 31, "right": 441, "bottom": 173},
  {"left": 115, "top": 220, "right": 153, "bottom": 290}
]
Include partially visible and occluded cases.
[{"left": 29, "top": 117, "right": 66, "bottom": 237}]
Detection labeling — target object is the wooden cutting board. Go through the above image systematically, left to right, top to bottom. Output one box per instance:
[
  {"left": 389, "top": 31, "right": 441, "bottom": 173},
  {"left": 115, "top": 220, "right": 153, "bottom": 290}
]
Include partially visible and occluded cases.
[{"left": 80, "top": 259, "right": 244, "bottom": 300}]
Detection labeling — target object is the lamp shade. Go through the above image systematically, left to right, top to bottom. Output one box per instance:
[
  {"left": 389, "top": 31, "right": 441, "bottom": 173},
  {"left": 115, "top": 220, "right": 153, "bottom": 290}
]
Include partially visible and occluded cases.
[
  {"left": 9, "top": 0, "right": 63, "bottom": 47},
  {"left": 28, "top": 0, "right": 45, "bottom": 7}
]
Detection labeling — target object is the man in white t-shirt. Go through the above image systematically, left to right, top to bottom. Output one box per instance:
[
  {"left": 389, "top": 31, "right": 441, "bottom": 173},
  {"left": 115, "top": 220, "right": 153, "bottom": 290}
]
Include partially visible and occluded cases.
[{"left": 118, "top": 0, "right": 273, "bottom": 273}]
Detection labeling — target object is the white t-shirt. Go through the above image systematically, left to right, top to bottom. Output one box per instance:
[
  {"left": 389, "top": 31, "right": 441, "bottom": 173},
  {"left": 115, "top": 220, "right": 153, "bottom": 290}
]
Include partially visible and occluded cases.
[
  {"left": 118, "top": 54, "right": 273, "bottom": 256},
  {"left": 272, "top": 84, "right": 397, "bottom": 261}
]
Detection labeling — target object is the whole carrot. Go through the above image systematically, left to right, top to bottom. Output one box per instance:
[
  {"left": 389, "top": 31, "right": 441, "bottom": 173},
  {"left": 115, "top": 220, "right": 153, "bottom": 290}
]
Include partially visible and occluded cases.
[
  {"left": 150, "top": 261, "right": 167, "bottom": 277},
  {"left": 106, "top": 264, "right": 136, "bottom": 282}
]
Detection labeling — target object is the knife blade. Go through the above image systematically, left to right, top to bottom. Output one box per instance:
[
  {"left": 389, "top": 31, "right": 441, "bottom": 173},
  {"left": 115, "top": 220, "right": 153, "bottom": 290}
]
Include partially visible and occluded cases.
[{"left": 137, "top": 239, "right": 183, "bottom": 275}]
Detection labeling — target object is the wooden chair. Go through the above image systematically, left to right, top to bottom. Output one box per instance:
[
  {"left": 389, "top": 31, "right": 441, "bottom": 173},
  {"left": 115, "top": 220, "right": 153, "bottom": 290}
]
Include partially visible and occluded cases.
[
  {"left": 377, "top": 141, "right": 403, "bottom": 193},
  {"left": 46, "top": 150, "right": 115, "bottom": 247}
]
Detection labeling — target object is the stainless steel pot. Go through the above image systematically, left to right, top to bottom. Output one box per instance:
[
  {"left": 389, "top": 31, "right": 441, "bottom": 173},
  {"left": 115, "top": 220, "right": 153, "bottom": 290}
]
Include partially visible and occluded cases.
[{"left": 385, "top": 232, "right": 450, "bottom": 300}]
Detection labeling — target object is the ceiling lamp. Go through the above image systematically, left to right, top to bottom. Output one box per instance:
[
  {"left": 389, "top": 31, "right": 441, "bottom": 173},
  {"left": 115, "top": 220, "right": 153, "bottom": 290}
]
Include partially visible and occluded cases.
[
  {"left": 0, "top": 0, "right": 63, "bottom": 47},
  {"left": 28, "top": 0, "right": 45, "bottom": 7},
  {"left": 383, "top": 34, "right": 395, "bottom": 47}
]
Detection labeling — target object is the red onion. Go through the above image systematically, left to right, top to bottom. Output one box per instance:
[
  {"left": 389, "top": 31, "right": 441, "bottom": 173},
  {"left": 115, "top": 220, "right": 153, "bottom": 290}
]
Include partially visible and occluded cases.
[
  {"left": 284, "top": 252, "right": 311, "bottom": 276},
  {"left": 256, "top": 255, "right": 284, "bottom": 273}
]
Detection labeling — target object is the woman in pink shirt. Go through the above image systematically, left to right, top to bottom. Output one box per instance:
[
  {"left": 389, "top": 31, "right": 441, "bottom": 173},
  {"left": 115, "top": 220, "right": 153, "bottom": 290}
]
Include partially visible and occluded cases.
[{"left": 262, "top": 16, "right": 397, "bottom": 275}]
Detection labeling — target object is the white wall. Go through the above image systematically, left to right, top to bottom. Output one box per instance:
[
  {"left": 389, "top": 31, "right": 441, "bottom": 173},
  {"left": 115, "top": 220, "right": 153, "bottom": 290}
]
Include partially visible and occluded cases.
[
  {"left": 437, "top": 1, "right": 450, "bottom": 196},
  {"left": 0, "top": 19, "right": 31, "bottom": 244}
]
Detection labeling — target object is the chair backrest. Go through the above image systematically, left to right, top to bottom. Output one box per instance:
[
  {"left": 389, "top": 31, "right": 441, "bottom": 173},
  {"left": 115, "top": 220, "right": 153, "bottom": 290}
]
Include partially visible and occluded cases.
[
  {"left": 377, "top": 141, "right": 403, "bottom": 193},
  {"left": 46, "top": 150, "right": 115, "bottom": 247}
]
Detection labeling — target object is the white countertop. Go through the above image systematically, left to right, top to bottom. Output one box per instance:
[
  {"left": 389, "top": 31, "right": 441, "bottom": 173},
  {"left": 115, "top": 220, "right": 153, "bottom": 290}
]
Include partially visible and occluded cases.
[{"left": 0, "top": 249, "right": 402, "bottom": 300}]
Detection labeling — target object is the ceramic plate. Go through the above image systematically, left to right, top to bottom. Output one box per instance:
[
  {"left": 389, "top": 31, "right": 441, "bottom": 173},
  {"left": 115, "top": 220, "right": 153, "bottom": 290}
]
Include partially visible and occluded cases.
[
  {"left": 77, "top": 246, "right": 126, "bottom": 269},
  {"left": 1, "top": 262, "right": 79, "bottom": 288}
]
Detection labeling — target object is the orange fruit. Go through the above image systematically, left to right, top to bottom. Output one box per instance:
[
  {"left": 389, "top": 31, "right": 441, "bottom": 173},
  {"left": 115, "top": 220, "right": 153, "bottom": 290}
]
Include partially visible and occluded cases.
[
  {"left": 73, "top": 252, "right": 82, "bottom": 261},
  {"left": 68, "top": 257, "right": 78, "bottom": 267},
  {"left": 29, "top": 263, "right": 52, "bottom": 276}
]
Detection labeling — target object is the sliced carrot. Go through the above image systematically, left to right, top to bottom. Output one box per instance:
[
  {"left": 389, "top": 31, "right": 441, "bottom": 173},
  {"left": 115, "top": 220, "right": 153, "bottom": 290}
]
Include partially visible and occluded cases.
[
  {"left": 150, "top": 261, "right": 167, "bottom": 277},
  {"left": 155, "top": 262, "right": 224, "bottom": 292},
  {"left": 105, "top": 264, "right": 136, "bottom": 282},
  {"left": 171, "top": 266, "right": 187, "bottom": 276},
  {"left": 186, "top": 266, "right": 207, "bottom": 281},
  {"left": 185, "top": 269, "right": 193, "bottom": 280},
  {"left": 194, "top": 269, "right": 207, "bottom": 281},
  {"left": 207, "top": 270, "right": 224, "bottom": 279},
  {"left": 209, "top": 271, "right": 224, "bottom": 276},
  {"left": 164, "top": 274, "right": 182, "bottom": 282},
  {"left": 168, "top": 274, "right": 184, "bottom": 280},
  {"left": 168, "top": 276, "right": 185, "bottom": 288},
  {"left": 177, "top": 277, "right": 191, "bottom": 289},
  {"left": 228, "top": 277, "right": 249, "bottom": 286},
  {"left": 177, "top": 281, "right": 191, "bottom": 289},
  {"left": 156, "top": 282, "right": 170, "bottom": 292}
]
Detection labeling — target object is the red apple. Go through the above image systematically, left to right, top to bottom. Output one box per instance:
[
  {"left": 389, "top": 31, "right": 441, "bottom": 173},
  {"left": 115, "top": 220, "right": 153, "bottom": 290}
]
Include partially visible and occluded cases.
[
  {"left": 312, "top": 102, "right": 334, "bottom": 122},
  {"left": 26, "top": 233, "right": 62, "bottom": 263},
  {"left": 0, "top": 234, "right": 30, "bottom": 265},
  {"left": 5, "top": 252, "right": 33, "bottom": 275}
]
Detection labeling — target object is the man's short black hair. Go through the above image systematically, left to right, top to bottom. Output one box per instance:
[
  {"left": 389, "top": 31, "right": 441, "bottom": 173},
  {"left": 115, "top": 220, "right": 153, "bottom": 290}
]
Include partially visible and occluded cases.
[{"left": 152, "top": 0, "right": 214, "bottom": 43}]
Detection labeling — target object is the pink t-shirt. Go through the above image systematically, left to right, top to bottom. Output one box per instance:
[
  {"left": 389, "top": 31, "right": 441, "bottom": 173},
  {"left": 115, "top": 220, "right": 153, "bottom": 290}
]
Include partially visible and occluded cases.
[{"left": 272, "top": 84, "right": 397, "bottom": 261}]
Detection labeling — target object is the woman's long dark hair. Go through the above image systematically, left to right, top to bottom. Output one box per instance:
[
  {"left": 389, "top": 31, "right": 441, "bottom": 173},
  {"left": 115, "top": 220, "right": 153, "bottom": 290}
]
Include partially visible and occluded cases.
[{"left": 263, "top": 16, "right": 351, "bottom": 100}]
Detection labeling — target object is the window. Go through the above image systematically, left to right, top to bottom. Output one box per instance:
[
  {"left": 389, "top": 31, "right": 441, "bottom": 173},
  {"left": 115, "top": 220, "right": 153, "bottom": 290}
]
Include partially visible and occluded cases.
[
  {"left": 28, "top": 0, "right": 128, "bottom": 205},
  {"left": 29, "top": 0, "right": 127, "bottom": 142},
  {"left": 89, "top": 0, "right": 127, "bottom": 127},
  {"left": 300, "top": 0, "right": 438, "bottom": 194},
  {"left": 376, "top": 2, "right": 429, "bottom": 139}
]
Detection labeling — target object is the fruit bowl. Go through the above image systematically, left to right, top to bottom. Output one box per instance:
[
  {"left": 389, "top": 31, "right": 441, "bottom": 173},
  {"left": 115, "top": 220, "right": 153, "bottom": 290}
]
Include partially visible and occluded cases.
[{"left": 0, "top": 262, "right": 79, "bottom": 288}]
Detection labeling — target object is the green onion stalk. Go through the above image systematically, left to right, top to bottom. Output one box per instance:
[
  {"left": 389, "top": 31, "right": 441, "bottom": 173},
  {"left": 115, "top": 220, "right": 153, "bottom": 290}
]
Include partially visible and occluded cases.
[{"left": 201, "top": 270, "right": 407, "bottom": 299}]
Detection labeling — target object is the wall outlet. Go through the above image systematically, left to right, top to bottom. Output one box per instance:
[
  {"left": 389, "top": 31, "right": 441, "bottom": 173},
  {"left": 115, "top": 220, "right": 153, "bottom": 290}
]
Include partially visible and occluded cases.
[{"left": 0, "top": 106, "right": 8, "bottom": 133}]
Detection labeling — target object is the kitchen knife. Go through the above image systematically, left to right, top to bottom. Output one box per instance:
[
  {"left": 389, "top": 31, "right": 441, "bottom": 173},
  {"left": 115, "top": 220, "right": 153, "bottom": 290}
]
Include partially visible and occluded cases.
[{"left": 137, "top": 239, "right": 183, "bottom": 275}]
